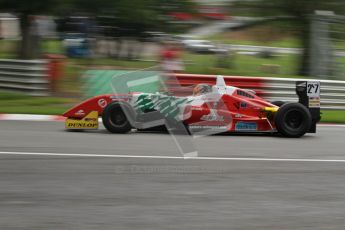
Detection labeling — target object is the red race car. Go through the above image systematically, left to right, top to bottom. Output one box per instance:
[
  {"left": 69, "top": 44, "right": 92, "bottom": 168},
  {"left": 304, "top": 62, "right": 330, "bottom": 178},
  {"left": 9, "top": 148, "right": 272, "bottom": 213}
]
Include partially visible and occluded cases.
[{"left": 63, "top": 76, "right": 321, "bottom": 138}]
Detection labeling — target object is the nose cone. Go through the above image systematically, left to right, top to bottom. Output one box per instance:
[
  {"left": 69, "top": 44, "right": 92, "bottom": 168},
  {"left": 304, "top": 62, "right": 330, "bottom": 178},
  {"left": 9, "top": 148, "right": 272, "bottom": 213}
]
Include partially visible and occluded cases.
[
  {"left": 62, "top": 95, "right": 112, "bottom": 119},
  {"left": 63, "top": 105, "right": 85, "bottom": 118}
]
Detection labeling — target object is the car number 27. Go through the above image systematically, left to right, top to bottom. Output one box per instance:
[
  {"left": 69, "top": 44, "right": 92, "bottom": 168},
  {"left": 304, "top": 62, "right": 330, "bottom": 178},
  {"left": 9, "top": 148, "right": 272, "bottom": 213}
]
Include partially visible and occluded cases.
[{"left": 307, "top": 82, "right": 320, "bottom": 97}]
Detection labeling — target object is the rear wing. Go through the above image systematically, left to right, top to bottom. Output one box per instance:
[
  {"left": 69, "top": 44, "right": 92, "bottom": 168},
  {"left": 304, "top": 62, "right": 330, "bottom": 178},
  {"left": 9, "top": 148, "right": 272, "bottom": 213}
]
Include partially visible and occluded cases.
[{"left": 296, "top": 81, "right": 321, "bottom": 132}]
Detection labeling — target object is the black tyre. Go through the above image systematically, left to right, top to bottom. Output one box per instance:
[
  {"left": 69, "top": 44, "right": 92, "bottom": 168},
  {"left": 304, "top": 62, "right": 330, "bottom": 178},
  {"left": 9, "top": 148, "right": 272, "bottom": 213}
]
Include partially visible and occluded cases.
[
  {"left": 271, "top": 101, "right": 286, "bottom": 107},
  {"left": 102, "top": 102, "right": 133, "bottom": 133},
  {"left": 275, "top": 102, "right": 312, "bottom": 138}
]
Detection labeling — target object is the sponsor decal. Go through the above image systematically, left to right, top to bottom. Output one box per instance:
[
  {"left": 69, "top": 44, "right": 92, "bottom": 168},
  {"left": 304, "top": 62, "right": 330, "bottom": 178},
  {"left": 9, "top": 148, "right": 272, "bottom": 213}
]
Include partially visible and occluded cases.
[
  {"left": 134, "top": 94, "right": 192, "bottom": 120},
  {"left": 309, "top": 97, "right": 321, "bottom": 108},
  {"left": 98, "top": 98, "right": 107, "bottom": 108},
  {"left": 240, "top": 102, "right": 247, "bottom": 108},
  {"left": 75, "top": 110, "right": 85, "bottom": 116},
  {"left": 65, "top": 111, "right": 98, "bottom": 129},
  {"left": 200, "top": 114, "right": 224, "bottom": 122},
  {"left": 235, "top": 114, "right": 242, "bottom": 118},
  {"left": 84, "top": 118, "right": 97, "bottom": 122},
  {"left": 235, "top": 122, "right": 257, "bottom": 131},
  {"left": 67, "top": 123, "right": 98, "bottom": 129},
  {"left": 189, "top": 125, "right": 228, "bottom": 130}
]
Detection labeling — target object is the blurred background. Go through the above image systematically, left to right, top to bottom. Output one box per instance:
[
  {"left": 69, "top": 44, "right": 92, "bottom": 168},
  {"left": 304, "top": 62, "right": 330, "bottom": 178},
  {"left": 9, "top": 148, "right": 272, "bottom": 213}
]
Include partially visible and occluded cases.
[{"left": 0, "top": 0, "right": 345, "bottom": 122}]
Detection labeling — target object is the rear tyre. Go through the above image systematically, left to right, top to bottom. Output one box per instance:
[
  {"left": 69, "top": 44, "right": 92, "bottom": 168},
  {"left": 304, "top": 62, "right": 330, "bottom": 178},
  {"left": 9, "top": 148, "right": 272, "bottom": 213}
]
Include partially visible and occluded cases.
[
  {"left": 102, "top": 102, "right": 132, "bottom": 133},
  {"left": 275, "top": 102, "right": 312, "bottom": 138}
]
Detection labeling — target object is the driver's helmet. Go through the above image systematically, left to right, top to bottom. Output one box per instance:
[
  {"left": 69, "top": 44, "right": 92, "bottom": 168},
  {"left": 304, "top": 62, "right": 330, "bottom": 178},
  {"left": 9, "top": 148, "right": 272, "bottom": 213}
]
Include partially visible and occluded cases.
[{"left": 193, "top": 84, "right": 212, "bottom": 96}]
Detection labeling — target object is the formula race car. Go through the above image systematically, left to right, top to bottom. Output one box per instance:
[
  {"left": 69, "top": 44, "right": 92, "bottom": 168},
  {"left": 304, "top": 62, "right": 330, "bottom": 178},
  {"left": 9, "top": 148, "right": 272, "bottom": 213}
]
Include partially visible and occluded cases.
[{"left": 63, "top": 76, "right": 321, "bottom": 137}]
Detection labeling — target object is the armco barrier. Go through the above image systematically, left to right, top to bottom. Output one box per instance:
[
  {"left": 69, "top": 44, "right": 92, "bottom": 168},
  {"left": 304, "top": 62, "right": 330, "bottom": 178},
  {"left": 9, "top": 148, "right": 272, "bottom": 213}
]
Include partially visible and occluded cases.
[
  {"left": 0, "top": 59, "right": 50, "bottom": 96},
  {"left": 83, "top": 70, "right": 345, "bottom": 110},
  {"left": 172, "top": 74, "right": 345, "bottom": 110},
  {"left": 261, "top": 77, "right": 345, "bottom": 110}
]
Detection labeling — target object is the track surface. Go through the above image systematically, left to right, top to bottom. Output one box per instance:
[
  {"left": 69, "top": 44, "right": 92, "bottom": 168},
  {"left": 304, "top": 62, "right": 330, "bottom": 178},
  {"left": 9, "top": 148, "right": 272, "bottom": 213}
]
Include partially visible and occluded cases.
[{"left": 1, "top": 121, "right": 345, "bottom": 229}]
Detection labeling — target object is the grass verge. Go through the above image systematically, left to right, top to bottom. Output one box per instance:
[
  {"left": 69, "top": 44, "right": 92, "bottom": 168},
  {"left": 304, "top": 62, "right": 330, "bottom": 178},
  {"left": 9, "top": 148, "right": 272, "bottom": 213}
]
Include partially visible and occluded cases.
[
  {"left": 205, "top": 22, "right": 301, "bottom": 48},
  {"left": 184, "top": 52, "right": 301, "bottom": 78},
  {"left": 0, "top": 92, "right": 76, "bottom": 115},
  {"left": 321, "top": 110, "right": 345, "bottom": 124}
]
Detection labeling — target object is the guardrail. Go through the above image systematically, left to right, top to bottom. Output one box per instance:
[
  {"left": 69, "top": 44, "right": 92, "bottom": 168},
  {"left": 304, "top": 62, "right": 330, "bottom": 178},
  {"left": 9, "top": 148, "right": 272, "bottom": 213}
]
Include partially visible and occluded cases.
[
  {"left": 0, "top": 59, "right": 50, "bottom": 96},
  {"left": 82, "top": 70, "right": 345, "bottom": 110},
  {"left": 171, "top": 74, "right": 345, "bottom": 110},
  {"left": 262, "top": 77, "right": 345, "bottom": 110}
]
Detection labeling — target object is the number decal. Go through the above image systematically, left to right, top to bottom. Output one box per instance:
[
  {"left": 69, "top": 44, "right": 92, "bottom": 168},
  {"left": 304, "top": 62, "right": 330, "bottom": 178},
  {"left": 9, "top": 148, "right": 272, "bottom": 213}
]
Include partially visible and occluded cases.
[
  {"left": 307, "top": 82, "right": 320, "bottom": 97},
  {"left": 307, "top": 84, "right": 314, "bottom": 94},
  {"left": 307, "top": 84, "right": 319, "bottom": 94}
]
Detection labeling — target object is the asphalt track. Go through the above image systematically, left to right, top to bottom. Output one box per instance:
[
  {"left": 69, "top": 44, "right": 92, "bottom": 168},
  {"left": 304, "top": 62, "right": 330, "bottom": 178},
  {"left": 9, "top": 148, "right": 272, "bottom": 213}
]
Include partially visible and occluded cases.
[{"left": 1, "top": 120, "right": 345, "bottom": 230}]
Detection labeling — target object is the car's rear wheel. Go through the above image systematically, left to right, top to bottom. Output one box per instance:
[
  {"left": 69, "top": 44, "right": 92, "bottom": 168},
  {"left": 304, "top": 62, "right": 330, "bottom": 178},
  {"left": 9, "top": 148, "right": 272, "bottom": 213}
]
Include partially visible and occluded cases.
[
  {"left": 102, "top": 102, "right": 132, "bottom": 133},
  {"left": 275, "top": 102, "right": 312, "bottom": 138}
]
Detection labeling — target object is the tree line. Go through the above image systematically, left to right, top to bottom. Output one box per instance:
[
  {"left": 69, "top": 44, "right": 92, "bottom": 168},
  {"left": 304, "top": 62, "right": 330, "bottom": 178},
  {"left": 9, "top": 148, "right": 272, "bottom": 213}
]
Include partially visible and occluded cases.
[{"left": 0, "top": 0, "right": 196, "bottom": 59}]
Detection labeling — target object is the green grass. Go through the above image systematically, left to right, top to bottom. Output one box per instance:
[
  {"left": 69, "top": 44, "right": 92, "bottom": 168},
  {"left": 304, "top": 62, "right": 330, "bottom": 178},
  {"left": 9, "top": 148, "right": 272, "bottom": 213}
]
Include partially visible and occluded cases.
[
  {"left": 204, "top": 21, "right": 302, "bottom": 49},
  {"left": 206, "top": 23, "right": 345, "bottom": 50},
  {"left": 208, "top": 36, "right": 301, "bottom": 48},
  {"left": 0, "top": 39, "right": 64, "bottom": 58},
  {"left": 42, "top": 39, "right": 64, "bottom": 54},
  {"left": 0, "top": 40, "right": 18, "bottom": 58},
  {"left": 184, "top": 52, "right": 300, "bottom": 78},
  {"left": 70, "top": 58, "right": 155, "bottom": 69},
  {"left": 0, "top": 92, "right": 76, "bottom": 115},
  {"left": 0, "top": 106, "right": 69, "bottom": 115},
  {"left": 321, "top": 110, "right": 345, "bottom": 124}
]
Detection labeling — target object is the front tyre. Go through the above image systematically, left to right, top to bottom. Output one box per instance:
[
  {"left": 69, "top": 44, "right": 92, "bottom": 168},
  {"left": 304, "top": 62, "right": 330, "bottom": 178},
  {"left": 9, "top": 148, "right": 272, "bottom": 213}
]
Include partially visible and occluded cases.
[
  {"left": 102, "top": 102, "right": 132, "bottom": 133},
  {"left": 275, "top": 102, "right": 312, "bottom": 138}
]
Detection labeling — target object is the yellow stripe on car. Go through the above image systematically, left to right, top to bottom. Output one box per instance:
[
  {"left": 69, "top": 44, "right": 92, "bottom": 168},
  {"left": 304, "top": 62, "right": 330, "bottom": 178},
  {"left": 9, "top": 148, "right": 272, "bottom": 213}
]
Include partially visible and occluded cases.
[{"left": 263, "top": 107, "right": 279, "bottom": 113}]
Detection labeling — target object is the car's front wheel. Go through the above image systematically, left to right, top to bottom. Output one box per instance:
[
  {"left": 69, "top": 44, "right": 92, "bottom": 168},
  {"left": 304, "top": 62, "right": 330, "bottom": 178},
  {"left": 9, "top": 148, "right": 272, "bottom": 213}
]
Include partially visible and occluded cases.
[{"left": 102, "top": 102, "right": 132, "bottom": 133}]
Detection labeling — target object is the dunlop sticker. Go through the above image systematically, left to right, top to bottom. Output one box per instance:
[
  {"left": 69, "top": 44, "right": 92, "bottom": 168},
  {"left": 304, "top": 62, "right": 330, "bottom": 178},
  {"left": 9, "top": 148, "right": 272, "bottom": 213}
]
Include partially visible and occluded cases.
[{"left": 65, "top": 111, "right": 99, "bottom": 129}]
